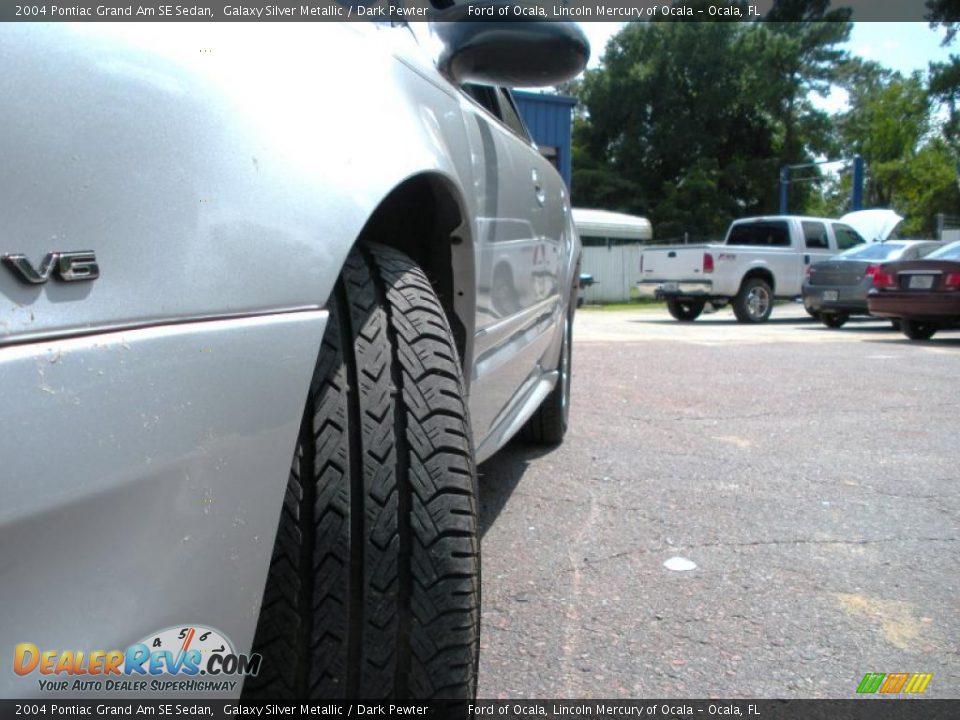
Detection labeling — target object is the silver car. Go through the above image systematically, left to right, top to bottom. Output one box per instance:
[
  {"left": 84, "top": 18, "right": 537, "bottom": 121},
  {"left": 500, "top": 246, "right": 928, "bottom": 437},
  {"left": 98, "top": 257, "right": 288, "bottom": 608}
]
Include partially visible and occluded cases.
[
  {"left": 0, "top": 16, "right": 587, "bottom": 700},
  {"left": 802, "top": 240, "right": 943, "bottom": 328}
]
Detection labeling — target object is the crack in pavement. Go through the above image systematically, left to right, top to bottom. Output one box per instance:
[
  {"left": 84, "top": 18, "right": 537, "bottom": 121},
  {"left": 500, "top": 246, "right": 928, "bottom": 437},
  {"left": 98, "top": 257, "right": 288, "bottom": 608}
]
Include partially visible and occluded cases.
[
  {"left": 612, "top": 401, "right": 956, "bottom": 427},
  {"left": 855, "top": 484, "right": 959, "bottom": 502},
  {"left": 511, "top": 489, "right": 663, "bottom": 524},
  {"left": 572, "top": 535, "right": 960, "bottom": 570}
]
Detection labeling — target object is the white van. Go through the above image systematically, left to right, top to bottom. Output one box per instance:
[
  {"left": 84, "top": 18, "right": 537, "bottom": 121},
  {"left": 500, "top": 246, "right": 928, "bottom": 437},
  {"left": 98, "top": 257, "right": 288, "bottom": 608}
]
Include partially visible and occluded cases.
[{"left": 573, "top": 208, "right": 653, "bottom": 304}]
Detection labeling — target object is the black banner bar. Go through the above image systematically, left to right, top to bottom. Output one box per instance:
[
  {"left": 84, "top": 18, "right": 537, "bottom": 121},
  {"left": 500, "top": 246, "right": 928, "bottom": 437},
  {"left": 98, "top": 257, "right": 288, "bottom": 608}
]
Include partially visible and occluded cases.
[
  {"left": 0, "top": 1, "right": 943, "bottom": 24},
  {"left": 0, "top": 700, "right": 958, "bottom": 720}
]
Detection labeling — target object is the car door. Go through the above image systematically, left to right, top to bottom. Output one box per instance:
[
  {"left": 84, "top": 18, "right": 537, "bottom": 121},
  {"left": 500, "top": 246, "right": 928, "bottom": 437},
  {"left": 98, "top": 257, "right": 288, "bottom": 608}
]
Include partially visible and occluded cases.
[
  {"left": 458, "top": 85, "right": 569, "bottom": 442},
  {"left": 798, "top": 219, "right": 836, "bottom": 290}
]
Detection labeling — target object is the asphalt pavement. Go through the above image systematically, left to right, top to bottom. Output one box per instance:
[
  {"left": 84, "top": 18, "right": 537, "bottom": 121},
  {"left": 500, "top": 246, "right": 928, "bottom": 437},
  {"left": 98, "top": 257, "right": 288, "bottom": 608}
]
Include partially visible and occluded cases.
[{"left": 475, "top": 303, "right": 959, "bottom": 698}]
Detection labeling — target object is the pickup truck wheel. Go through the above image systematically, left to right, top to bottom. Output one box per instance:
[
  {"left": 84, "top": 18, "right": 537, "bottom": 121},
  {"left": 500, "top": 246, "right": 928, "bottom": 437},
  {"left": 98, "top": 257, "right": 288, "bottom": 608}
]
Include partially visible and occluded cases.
[
  {"left": 244, "top": 244, "right": 480, "bottom": 700},
  {"left": 732, "top": 278, "right": 773, "bottom": 323},
  {"left": 666, "top": 298, "right": 706, "bottom": 322},
  {"left": 521, "top": 300, "right": 573, "bottom": 444},
  {"left": 821, "top": 313, "right": 849, "bottom": 328},
  {"left": 901, "top": 319, "right": 937, "bottom": 341}
]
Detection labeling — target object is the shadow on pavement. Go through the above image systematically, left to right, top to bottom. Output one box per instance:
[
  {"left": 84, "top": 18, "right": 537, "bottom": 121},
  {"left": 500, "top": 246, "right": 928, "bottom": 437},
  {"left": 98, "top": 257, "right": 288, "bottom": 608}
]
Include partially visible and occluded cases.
[
  {"left": 631, "top": 315, "right": 818, "bottom": 326},
  {"left": 798, "top": 322, "right": 899, "bottom": 334},
  {"left": 863, "top": 336, "right": 960, "bottom": 348},
  {"left": 477, "top": 439, "right": 557, "bottom": 539}
]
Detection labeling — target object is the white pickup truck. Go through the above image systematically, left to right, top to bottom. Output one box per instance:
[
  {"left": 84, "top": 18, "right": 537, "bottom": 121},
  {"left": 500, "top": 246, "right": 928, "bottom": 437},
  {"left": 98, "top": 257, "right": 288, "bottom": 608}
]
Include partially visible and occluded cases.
[{"left": 637, "top": 215, "right": 867, "bottom": 322}]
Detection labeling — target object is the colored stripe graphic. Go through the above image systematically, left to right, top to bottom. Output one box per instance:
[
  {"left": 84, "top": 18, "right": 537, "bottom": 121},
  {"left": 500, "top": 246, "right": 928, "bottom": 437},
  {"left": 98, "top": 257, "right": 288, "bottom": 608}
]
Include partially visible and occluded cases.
[
  {"left": 856, "top": 672, "right": 932, "bottom": 694},
  {"left": 879, "top": 672, "right": 910, "bottom": 693},
  {"left": 857, "top": 673, "right": 885, "bottom": 693},
  {"left": 903, "top": 673, "right": 933, "bottom": 694}
]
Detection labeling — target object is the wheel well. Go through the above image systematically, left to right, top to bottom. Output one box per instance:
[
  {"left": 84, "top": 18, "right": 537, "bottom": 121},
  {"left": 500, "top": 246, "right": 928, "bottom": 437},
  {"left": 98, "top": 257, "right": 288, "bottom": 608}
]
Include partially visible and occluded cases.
[
  {"left": 354, "top": 174, "right": 475, "bottom": 377},
  {"left": 493, "top": 261, "right": 513, "bottom": 281},
  {"left": 741, "top": 268, "right": 775, "bottom": 294}
]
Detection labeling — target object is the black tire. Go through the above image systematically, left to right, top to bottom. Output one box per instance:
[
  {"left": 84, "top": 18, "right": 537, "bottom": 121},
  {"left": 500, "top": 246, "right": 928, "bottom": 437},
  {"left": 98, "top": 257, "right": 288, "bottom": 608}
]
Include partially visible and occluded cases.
[
  {"left": 244, "top": 244, "right": 480, "bottom": 700},
  {"left": 732, "top": 278, "right": 773, "bottom": 323},
  {"left": 666, "top": 298, "right": 706, "bottom": 322},
  {"left": 521, "top": 301, "right": 573, "bottom": 444},
  {"left": 805, "top": 306, "right": 821, "bottom": 320},
  {"left": 821, "top": 313, "right": 849, "bottom": 328},
  {"left": 890, "top": 319, "right": 902, "bottom": 331},
  {"left": 901, "top": 319, "right": 937, "bottom": 341}
]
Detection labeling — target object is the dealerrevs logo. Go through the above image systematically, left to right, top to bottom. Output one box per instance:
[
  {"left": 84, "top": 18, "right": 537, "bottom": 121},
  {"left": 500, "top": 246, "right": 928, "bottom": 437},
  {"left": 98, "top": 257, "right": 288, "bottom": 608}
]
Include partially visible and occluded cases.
[{"left": 13, "top": 625, "right": 261, "bottom": 693}]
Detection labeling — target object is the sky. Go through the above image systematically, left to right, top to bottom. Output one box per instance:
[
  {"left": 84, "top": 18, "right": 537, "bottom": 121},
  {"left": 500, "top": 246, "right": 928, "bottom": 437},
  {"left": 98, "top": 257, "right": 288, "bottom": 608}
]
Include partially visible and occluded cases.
[
  {"left": 577, "top": 22, "right": 956, "bottom": 114},
  {"left": 848, "top": 22, "right": 954, "bottom": 74}
]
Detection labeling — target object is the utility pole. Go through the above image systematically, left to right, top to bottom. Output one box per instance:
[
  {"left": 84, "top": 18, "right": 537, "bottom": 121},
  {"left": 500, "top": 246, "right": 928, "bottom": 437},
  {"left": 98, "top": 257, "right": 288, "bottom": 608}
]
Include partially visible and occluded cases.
[{"left": 851, "top": 155, "right": 863, "bottom": 211}]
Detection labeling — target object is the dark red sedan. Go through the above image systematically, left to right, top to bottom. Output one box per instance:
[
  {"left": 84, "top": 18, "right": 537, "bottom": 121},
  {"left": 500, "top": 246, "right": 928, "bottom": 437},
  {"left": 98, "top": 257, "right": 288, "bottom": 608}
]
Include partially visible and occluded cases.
[{"left": 868, "top": 240, "right": 960, "bottom": 340}]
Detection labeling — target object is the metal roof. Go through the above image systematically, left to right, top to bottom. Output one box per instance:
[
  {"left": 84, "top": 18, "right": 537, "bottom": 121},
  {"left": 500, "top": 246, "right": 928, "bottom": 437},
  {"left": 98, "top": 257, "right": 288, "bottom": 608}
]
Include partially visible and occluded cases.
[{"left": 572, "top": 208, "right": 653, "bottom": 240}]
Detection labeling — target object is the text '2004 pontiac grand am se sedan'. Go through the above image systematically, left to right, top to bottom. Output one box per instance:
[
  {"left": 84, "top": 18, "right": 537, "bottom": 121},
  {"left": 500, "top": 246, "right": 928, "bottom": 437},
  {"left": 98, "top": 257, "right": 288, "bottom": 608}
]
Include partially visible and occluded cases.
[{"left": 0, "top": 10, "right": 589, "bottom": 700}]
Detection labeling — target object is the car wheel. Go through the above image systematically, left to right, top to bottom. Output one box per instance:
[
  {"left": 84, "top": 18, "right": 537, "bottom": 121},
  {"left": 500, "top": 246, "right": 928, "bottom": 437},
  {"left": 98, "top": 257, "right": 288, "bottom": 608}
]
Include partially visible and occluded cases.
[
  {"left": 244, "top": 244, "right": 480, "bottom": 699},
  {"left": 732, "top": 278, "right": 773, "bottom": 323},
  {"left": 666, "top": 298, "right": 706, "bottom": 322},
  {"left": 521, "top": 299, "right": 573, "bottom": 444},
  {"left": 804, "top": 306, "right": 820, "bottom": 320},
  {"left": 821, "top": 313, "right": 849, "bottom": 328},
  {"left": 890, "top": 319, "right": 902, "bottom": 331},
  {"left": 901, "top": 319, "right": 937, "bottom": 341}
]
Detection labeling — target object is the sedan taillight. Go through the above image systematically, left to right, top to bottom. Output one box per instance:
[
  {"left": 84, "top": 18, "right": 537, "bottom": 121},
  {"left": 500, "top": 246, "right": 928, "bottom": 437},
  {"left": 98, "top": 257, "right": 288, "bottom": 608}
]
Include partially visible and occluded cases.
[
  {"left": 865, "top": 264, "right": 879, "bottom": 278},
  {"left": 872, "top": 269, "right": 896, "bottom": 289},
  {"left": 945, "top": 272, "right": 960, "bottom": 290}
]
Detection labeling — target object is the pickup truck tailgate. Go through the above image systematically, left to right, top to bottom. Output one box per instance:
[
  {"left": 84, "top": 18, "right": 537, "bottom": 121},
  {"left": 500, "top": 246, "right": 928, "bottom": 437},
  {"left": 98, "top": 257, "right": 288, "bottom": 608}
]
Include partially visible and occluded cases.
[{"left": 641, "top": 246, "right": 709, "bottom": 280}]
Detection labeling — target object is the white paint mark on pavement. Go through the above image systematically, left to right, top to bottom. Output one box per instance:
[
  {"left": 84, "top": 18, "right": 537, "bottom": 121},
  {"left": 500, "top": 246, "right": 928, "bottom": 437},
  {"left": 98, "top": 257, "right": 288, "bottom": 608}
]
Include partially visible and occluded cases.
[{"left": 664, "top": 556, "right": 697, "bottom": 572}]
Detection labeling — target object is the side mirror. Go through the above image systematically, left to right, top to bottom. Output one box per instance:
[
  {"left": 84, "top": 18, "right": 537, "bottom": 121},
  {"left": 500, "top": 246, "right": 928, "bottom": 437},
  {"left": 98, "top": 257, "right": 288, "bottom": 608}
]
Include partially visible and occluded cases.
[{"left": 433, "top": 2, "right": 590, "bottom": 87}]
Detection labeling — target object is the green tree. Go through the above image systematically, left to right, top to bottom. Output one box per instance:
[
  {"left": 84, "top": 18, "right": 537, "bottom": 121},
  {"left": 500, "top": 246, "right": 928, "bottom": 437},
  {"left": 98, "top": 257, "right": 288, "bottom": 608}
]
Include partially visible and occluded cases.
[
  {"left": 927, "top": 0, "right": 960, "bottom": 43},
  {"left": 571, "top": 1, "right": 850, "bottom": 237},
  {"left": 758, "top": 1, "right": 852, "bottom": 208},
  {"left": 926, "top": 1, "right": 960, "bottom": 151},
  {"left": 574, "top": 16, "right": 758, "bottom": 234},
  {"left": 929, "top": 56, "right": 960, "bottom": 150},
  {"left": 831, "top": 58, "right": 960, "bottom": 234},
  {"left": 838, "top": 64, "right": 931, "bottom": 207},
  {"left": 898, "top": 138, "right": 960, "bottom": 235},
  {"left": 804, "top": 170, "right": 852, "bottom": 218}
]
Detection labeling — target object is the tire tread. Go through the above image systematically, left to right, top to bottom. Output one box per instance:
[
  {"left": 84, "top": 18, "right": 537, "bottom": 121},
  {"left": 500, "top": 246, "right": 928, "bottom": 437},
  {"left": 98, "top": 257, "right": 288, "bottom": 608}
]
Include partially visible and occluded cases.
[{"left": 244, "top": 244, "right": 479, "bottom": 700}]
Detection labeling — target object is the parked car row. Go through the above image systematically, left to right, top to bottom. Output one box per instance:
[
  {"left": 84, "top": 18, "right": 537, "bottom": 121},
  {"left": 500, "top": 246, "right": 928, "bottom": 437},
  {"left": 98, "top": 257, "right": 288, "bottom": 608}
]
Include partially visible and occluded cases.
[
  {"left": 636, "top": 207, "right": 957, "bottom": 341},
  {"left": 636, "top": 210, "right": 906, "bottom": 324},
  {"left": 637, "top": 214, "right": 865, "bottom": 323},
  {"left": 803, "top": 239, "right": 960, "bottom": 340},
  {"left": 801, "top": 240, "right": 943, "bottom": 328}
]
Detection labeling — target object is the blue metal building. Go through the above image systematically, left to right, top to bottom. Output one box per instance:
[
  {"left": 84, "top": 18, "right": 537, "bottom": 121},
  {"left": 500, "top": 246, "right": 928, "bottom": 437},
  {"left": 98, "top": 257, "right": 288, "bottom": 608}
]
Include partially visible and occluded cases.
[{"left": 512, "top": 91, "right": 577, "bottom": 189}]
